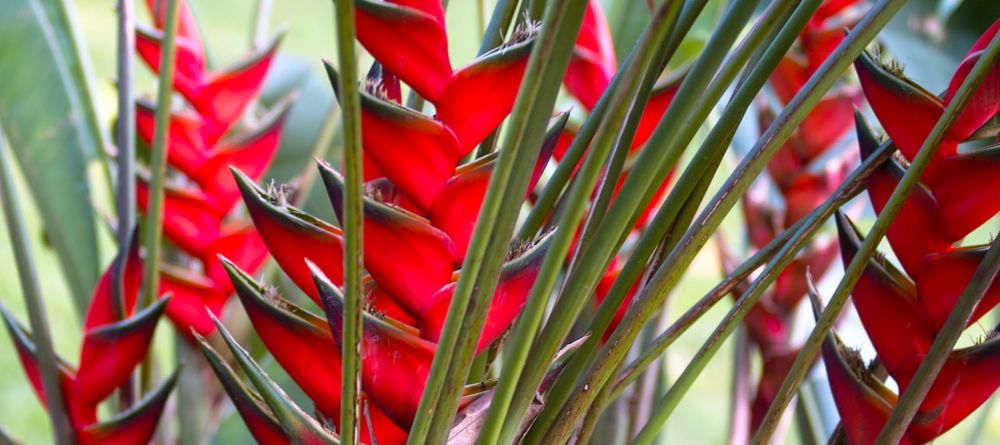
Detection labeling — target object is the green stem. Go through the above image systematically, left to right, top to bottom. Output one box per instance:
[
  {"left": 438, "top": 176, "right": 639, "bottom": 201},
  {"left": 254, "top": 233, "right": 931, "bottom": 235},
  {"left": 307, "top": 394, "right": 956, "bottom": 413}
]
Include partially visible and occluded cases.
[
  {"left": 113, "top": 0, "right": 137, "bottom": 409},
  {"left": 137, "top": 0, "right": 179, "bottom": 396},
  {"left": 250, "top": 0, "right": 273, "bottom": 48},
  {"left": 331, "top": 0, "right": 364, "bottom": 442},
  {"left": 517, "top": 0, "right": 711, "bottom": 242},
  {"left": 529, "top": 0, "right": 798, "bottom": 437},
  {"left": 547, "top": 0, "right": 905, "bottom": 441},
  {"left": 405, "top": 1, "right": 587, "bottom": 442},
  {"left": 476, "top": 2, "right": 684, "bottom": 444},
  {"left": 425, "top": 4, "right": 591, "bottom": 442},
  {"left": 753, "top": 18, "right": 1000, "bottom": 445},
  {"left": 0, "top": 131, "right": 74, "bottom": 444},
  {"left": 177, "top": 336, "right": 205, "bottom": 445}
]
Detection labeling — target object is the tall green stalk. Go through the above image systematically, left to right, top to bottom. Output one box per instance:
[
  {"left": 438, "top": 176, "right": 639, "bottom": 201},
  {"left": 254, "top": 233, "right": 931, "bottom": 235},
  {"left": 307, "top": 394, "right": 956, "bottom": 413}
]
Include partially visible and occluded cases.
[
  {"left": 137, "top": 0, "right": 179, "bottom": 396},
  {"left": 331, "top": 0, "right": 364, "bottom": 442},
  {"left": 405, "top": 1, "right": 588, "bottom": 442},
  {"left": 544, "top": 1, "right": 907, "bottom": 442},
  {"left": 475, "top": 2, "right": 684, "bottom": 443},
  {"left": 528, "top": 2, "right": 799, "bottom": 436},
  {"left": 425, "top": 3, "right": 591, "bottom": 442},
  {"left": 753, "top": 21, "right": 1000, "bottom": 445},
  {"left": 871, "top": 32, "right": 1000, "bottom": 445},
  {"left": 0, "top": 131, "right": 74, "bottom": 444}
]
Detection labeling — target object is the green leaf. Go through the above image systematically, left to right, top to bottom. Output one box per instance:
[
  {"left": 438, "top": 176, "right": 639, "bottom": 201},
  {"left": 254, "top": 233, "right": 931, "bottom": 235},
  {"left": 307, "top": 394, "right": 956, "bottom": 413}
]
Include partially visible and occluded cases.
[{"left": 0, "top": 0, "right": 105, "bottom": 314}]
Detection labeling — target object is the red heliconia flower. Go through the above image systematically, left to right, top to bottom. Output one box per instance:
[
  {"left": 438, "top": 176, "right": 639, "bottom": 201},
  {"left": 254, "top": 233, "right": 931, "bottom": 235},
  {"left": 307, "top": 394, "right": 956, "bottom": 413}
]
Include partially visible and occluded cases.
[
  {"left": 133, "top": 0, "right": 290, "bottom": 336},
  {"left": 827, "top": 23, "right": 1000, "bottom": 436},
  {"left": 1, "top": 236, "right": 176, "bottom": 444}
]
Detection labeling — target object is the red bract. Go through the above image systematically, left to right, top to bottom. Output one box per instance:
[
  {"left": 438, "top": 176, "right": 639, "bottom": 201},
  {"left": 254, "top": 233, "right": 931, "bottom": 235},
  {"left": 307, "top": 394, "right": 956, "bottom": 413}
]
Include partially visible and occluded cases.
[
  {"left": 134, "top": 0, "right": 289, "bottom": 336},
  {"left": 827, "top": 22, "right": 1000, "bottom": 439},
  {"left": 1, "top": 237, "right": 175, "bottom": 443},
  {"left": 223, "top": 258, "right": 408, "bottom": 445}
]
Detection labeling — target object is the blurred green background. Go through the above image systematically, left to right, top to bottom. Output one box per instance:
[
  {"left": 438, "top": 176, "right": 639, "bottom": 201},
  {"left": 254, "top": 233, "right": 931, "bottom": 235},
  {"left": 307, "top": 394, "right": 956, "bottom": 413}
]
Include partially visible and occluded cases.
[{"left": 1, "top": 0, "right": 999, "bottom": 443}]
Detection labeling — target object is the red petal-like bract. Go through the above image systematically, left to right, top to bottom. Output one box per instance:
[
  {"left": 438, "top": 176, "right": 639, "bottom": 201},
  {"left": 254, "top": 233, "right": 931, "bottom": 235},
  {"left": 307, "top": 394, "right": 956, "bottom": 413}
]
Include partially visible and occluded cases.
[
  {"left": 354, "top": 0, "right": 452, "bottom": 103},
  {"left": 564, "top": 0, "right": 617, "bottom": 111},
  {"left": 943, "top": 19, "right": 1000, "bottom": 142},
  {"left": 135, "top": 26, "right": 206, "bottom": 101},
  {"left": 193, "top": 34, "right": 283, "bottom": 143},
  {"left": 436, "top": 38, "right": 535, "bottom": 152},
  {"left": 854, "top": 51, "right": 952, "bottom": 170},
  {"left": 328, "top": 62, "right": 464, "bottom": 210},
  {"left": 135, "top": 100, "right": 209, "bottom": 177},
  {"left": 194, "top": 101, "right": 291, "bottom": 215},
  {"left": 855, "top": 113, "right": 952, "bottom": 276},
  {"left": 428, "top": 115, "right": 563, "bottom": 254},
  {"left": 928, "top": 146, "right": 1000, "bottom": 241},
  {"left": 319, "top": 164, "right": 459, "bottom": 318},
  {"left": 234, "top": 168, "right": 345, "bottom": 304},
  {"left": 136, "top": 179, "right": 222, "bottom": 256},
  {"left": 836, "top": 212, "right": 936, "bottom": 382},
  {"left": 82, "top": 232, "right": 143, "bottom": 331},
  {"left": 420, "top": 232, "right": 554, "bottom": 353},
  {"left": 914, "top": 247, "right": 1000, "bottom": 331},
  {"left": 224, "top": 258, "right": 408, "bottom": 444},
  {"left": 313, "top": 265, "right": 436, "bottom": 431},
  {"left": 75, "top": 298, "right": 169, "bottom": 408},
  {"left": 822, "top": 333, "right": 903, "bottom": 445},
  {"left": 78, "top": 371, "right": 178, "bottom": 445}
]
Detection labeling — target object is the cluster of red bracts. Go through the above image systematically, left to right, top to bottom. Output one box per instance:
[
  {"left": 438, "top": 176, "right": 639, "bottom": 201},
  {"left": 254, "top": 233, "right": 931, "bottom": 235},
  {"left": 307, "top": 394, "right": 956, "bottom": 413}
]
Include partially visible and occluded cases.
[
  {"left": 133, "top": 0, "right": 287, "bottom": 336},
  {"left": 722, "top": 0, "right": 863, "bottom": 431},
  {"left": 206, "top": 1, "right": 561, "bottom": 443},
  {"left": 821, "top": 19, "right": 1000, "bottom": 444},
  {"left": 1, "top": 235, "right": 176, "bottom": 444}
]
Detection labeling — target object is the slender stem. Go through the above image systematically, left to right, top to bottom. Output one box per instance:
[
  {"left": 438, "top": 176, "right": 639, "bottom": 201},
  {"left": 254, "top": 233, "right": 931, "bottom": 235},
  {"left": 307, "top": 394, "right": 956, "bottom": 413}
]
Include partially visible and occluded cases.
[
  {"left": 113, "top": 0, "right": 137, "bottom": 409},
  {"left": 137, "top": 0, "right": 180, "bottom": 396},
  {"left": 250, "top": 0, "right": 273, "bottom": 48},
  {"left": 331, "top": 0, "right": 364, "bottom": 442},
  {"left": 473, "top": 0, "right": 520, "bottom": 159},
  {"left": 517, "top": 0, "right": 711, "bottom": 242},
  {"left": 406, "top": 1, "right": 586, "bottom": 441},
  {"left": 531, "top": 1, "right": 799, "bottom": 438},
  {"left": 422, "top": 3, "right": 591, "bottom": 442},
  {"left": 476, "top": 3, "right": 683, "bottom": 444},
  {"left": 754, "top": 21, "right": 1000, "bottom": 445},
  {"left": 873, "top": 33, "right": 1000, "bottom": 441},
  {"left": 0, "top": 132, "right": 75, "bottom": 444},
  {"left": 728, "top": 327, "right": 752, "bottom": 445},
  {"left": 177, "top": 336, "right": 205, "bottom": 445},
  {"left": 577, "top": 359, "right": 625, "bottom": 445}
]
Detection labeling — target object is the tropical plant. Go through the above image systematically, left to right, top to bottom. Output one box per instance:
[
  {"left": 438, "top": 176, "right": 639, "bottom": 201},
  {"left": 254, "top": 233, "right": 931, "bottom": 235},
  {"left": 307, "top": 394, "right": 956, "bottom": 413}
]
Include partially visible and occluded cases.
[{"left": 1, "top": 0, "right": 1000, "bottom": 444}]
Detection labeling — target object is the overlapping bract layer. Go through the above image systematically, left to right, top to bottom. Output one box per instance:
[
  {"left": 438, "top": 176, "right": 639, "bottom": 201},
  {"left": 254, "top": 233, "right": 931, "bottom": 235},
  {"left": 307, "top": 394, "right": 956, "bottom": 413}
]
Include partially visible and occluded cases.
[
  {"left": 134, "top": 0, "right": 286, "bottom": 336},
  {"left": 221, "top": 1, "right": 567, "bottom": 441},
  {"left": 823, "top": 23, "right": 1000, "bottom": 441},
  {"left": 2, "top": 237, "right": 175, "bottom": 444}
]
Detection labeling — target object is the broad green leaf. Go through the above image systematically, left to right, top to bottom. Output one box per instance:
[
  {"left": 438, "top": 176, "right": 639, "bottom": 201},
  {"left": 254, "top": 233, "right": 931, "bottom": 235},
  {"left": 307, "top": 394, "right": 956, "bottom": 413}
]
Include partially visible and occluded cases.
[{"left": 0, "top": 0, "right": 105, "bottom": 315}]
